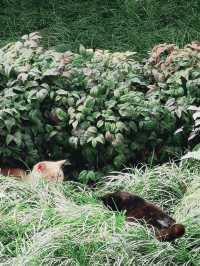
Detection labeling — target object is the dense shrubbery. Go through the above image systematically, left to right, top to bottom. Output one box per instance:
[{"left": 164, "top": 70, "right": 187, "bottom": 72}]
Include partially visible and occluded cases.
[
  {"left": 0, "top": 33, "right": 197, "bottom": 177},
  {"left": 144, "top": 43, "right": 200, "bottom": 142}
]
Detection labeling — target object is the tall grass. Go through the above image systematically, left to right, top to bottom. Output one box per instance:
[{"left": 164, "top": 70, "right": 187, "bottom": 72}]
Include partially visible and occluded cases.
[
  {"left": 1, "top": 0, "right": 200, "bottom": 56},
  {"left": 0, "top": 162, "right": 200, "bottom": 265}
]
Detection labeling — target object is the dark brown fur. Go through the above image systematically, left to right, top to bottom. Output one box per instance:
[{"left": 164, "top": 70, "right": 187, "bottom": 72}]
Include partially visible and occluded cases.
[{"left": 101, "top": 191, "right": 185, "bottom": 241}]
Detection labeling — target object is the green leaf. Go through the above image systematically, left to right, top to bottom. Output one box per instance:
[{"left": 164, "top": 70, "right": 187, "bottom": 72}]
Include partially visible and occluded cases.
[
  {"left": 36, "top": 89, "right": 48, "bottom": 101},
  {"left": 56, "top": 108, "right": 68, "bottom": 121},
  {"left": 4, "top": 118, "right": 16, "bottom": 132},
  {"left": 72, "top": 120, "right": 78, "bottom": 129},
  {"left": 97, "top": 120, "right": 104, "bottom": 128},
  {"left": 129, "top": 122, "right": 137, "bottom": 132},
  {"left": 87, "top": 126, "right": 97, "bottom": 135},
  {"left": 13, "top": 131, "right": 22, "bottom": 146},
  {"left": 49, "top": 131, "right": 57, "bottom": 138},
  {"left": 6, "top": 134, "right": 13, "bottom": 145},
  {"left": 95, "top": 134, "right": 105, "bottom": 144},
  {"left": 69, "top": 136, "right": 78, "bottom": 148},
  {"left": 92, "top": 138, "right": 97, "bottom": 147}
]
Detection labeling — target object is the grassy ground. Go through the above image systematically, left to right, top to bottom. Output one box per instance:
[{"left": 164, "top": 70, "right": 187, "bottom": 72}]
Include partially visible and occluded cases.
[
  {"left": 1, "top": 0, "right": 200, "bottom": 56},
  {"left": 0, "top": 162, "right": 200, "bottom": 265}
]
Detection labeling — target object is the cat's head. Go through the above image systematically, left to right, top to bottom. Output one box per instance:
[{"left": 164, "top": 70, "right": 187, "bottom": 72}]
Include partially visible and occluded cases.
[
  {"left": 31, "top": 160, "right": 66, "bottom": 182},
  {"left": 156, "top": 223, "right": 185, "bottom": 241}
]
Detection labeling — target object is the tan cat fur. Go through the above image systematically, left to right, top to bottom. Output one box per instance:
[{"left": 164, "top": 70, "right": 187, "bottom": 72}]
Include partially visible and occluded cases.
[{"left": 0, "top": 160, "right": 66, "bottom": 182}]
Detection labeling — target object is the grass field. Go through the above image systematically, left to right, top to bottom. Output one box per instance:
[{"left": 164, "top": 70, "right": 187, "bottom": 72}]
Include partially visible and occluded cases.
[
  {"left": 1, "top": 0, "right": 200, "bottom": 56},
  {"left": 0, "top": 162, "right": 200, "bottom": 266}
]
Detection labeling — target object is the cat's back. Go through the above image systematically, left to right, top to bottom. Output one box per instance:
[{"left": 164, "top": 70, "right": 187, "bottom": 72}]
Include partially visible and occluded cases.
[{"left": 101, "top": 191, "right": 145, "bottom": 211}]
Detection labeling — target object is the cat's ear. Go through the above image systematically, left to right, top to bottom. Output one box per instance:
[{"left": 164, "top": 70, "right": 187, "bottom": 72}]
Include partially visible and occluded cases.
[
  {"left": 56, "top": 160, "right": 66, "bottom": 167},
  {"left": 36, "top": 162, "right": 46, "bottom": 172}
]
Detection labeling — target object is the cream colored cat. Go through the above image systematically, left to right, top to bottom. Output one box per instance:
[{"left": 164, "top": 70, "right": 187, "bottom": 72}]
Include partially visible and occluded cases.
[{"left": 0, "top": 160, "right": 66, "bottom": 182}]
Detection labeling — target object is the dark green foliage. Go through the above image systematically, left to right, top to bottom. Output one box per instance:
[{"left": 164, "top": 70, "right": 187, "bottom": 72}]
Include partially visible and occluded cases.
[
  {"left": 0, "top": 34, "right": 192, "bottom": 175},
  {"left": 144, "top": 43, "right": 200, "bottom": 143}
]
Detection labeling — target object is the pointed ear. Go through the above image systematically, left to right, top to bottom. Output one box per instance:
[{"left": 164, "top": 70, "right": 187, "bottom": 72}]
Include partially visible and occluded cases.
[
  {"left": 56, "top": 160, "right": 66, "bottom": 167},
  {"left": 36, "top": 162, "right": 46, "bottom": 172}
]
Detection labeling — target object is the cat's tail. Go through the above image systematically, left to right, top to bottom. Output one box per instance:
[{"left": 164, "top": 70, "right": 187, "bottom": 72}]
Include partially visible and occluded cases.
[{"left": 156, "top": 224, "right": 185, "bottom": 241}]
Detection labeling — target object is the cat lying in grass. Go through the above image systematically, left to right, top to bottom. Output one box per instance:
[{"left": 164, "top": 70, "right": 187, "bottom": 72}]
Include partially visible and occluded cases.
[
  {"left": 0, "top": 160, "right": 66, "bottom": 182},
  {"left": 101, "top": 191, "right": 185, "bottom": 241}
]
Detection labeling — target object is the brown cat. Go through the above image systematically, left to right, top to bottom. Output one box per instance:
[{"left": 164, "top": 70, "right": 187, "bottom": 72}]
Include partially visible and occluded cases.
[
  {"left": 0, "top": 160, "right": 66, "bottom": 182},
  {"left": 101, "top": 191, "right": 185, "bottom": 241}
]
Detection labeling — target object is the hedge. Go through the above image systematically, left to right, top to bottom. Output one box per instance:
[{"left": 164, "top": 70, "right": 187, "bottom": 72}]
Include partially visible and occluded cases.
[{"left": 0, "top": 33, "right": 196, "bottom": 178}]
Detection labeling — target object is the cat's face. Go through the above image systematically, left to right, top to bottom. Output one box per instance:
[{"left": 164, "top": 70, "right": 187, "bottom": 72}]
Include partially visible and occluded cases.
[{"left": 31, "top": 160, "right": 66, "bottom": 182}]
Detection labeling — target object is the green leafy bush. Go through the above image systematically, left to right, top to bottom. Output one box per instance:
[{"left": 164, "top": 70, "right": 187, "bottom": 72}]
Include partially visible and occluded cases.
[
  {"left": 0, "top": 32, "right": 72, "bottom": 166},
  {"left": 0, "top": 33, "right": 190, "bottom": 175},
  {"left": 144, "top": 42, "right": 200, "bottom": 142},
  {"left": 144, "top": 43, "right": 200, "bottom": 101}
]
